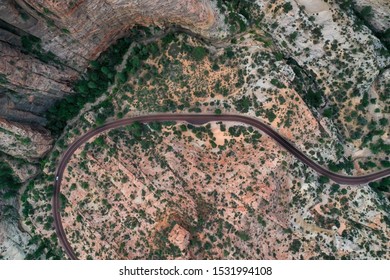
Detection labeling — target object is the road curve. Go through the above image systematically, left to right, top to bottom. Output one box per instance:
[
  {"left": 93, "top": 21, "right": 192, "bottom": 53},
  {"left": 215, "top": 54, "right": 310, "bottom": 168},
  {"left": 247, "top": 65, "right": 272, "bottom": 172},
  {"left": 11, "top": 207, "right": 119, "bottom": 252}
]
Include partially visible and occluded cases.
[{"left": 53, "top": 113, "right": 390, "bottom": 259}]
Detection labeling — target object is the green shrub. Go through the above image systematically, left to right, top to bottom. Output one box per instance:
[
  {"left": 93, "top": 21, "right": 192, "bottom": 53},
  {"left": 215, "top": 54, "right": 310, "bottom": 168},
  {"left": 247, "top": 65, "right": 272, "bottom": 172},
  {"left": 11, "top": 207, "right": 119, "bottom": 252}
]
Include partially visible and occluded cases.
[
  {"left": 283, "top": 3, "right": 293, "bottom": 13},
  {"left": 45, "top": 37, "right": 132, "bottom": 135},
  {"left": 191, "top": 47, "right": 207, "bottom": 61},
  {"left": 270, "top": 79, "right": 285, "bottom": 89},
  {"left": 265, "top": 110, "right": 276, "bottom": 122},
  {"left": 0, "top": 162, "right": 20, "bottom": 198},
  {"left": 318, "top": 176, "right": 330, "bottom": 184},
  {"left": 236, "top": 231, "right": 251, "bottom": 241},
  {"left": 289, "top": 239, "right": 301, "bottom": 253}
]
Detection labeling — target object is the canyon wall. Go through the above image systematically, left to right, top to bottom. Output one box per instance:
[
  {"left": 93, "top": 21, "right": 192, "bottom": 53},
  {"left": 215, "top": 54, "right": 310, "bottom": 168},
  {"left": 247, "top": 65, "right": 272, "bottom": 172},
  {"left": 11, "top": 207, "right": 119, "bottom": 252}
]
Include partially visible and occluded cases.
[{"left": 0, "top": 0, "right": 226, "bottom": 160}]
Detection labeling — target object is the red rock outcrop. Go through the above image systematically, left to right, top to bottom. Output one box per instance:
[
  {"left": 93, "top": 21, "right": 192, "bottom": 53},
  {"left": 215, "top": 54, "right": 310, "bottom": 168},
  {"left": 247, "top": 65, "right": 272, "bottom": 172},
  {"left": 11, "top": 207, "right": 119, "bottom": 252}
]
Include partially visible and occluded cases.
[{"left": 168, "top": 224, "right": 190, "bottom": 252}]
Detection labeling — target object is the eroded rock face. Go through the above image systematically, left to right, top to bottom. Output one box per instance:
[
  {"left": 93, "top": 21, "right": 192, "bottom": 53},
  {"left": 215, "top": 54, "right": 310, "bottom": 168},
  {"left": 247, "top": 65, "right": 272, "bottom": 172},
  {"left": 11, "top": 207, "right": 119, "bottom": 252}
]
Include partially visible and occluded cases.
[
  {"left": 0, "top": 0, "right": 226, "bottom": 157},
  {"left": 0, "top": 0, "right": 227, "bottom": 163},
  {"left": 1, "top": 0, "right": 226, "bottom": 70},
  {"left": 42, "top": 0, "right": 225, "bottom": 68},
  {"left": 353, "top": 0, "right": 390, "bottom": 32},
  {"left": 0, "top": 41, "right": 78, "bottom": 125},
  {"left": 0, "top": 118, "right": 52, "bottom": 160},
  {"left": 0, "top": 204, "right": 35, "bottom": 260}
]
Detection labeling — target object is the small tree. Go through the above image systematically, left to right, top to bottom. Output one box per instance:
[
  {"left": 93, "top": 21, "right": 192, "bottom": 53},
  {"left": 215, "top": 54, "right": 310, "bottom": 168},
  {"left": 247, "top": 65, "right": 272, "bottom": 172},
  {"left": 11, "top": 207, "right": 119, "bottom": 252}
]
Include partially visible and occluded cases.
[
  {"left": 283, "top": 2, "right": 293, "bottom": 13},
  {"left": 360, "top": 6, "right": 373, "bottom": 19},
  {"left": 191, "top": 47, "right": 207, "bottom": 61},
  {"left": 289, "top": 239, "right": 301, "bottom": 253}
]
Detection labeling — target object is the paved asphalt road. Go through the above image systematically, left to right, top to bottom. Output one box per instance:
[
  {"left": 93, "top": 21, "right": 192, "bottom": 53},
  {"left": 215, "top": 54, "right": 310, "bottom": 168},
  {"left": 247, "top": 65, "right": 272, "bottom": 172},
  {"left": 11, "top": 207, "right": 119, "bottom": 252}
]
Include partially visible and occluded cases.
[{"left": 53, "top": 113, "right": 390, "bottom": 259}]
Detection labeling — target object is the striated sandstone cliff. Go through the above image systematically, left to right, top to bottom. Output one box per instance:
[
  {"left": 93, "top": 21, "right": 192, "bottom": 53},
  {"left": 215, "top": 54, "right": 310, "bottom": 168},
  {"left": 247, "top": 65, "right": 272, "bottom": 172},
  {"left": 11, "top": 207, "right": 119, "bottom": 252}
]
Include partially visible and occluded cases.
[
  {"left": 0, "top": 0, "right": 226, "bottom": 159},
  {"left": 0, "top": 0, "right": 226, "bottom": 114},
  {"left": 0, "top": 0, "right": 227, "bottom": 88},
  {"left": 1, "top": 0, "right": 226, "bottom": 70},
  {"left": 0, "top": 41, "right": 78, "bottom": 125}
]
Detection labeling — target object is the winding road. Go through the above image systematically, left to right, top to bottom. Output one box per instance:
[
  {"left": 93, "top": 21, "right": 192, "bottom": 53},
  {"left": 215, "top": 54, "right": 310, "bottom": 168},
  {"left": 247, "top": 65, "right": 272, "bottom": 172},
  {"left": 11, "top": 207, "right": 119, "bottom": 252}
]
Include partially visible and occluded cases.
[{"left": 53, "top": 113, "right": 390, "bottom": 259}]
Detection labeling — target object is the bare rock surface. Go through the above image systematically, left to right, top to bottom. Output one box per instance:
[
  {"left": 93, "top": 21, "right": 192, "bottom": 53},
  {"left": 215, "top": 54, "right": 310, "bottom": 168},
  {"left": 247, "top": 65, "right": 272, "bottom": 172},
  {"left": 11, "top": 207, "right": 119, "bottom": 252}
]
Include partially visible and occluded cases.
[
  {"left": 1, "top": 0, "right": 226, "bottom": 70},
  {"left": 256, "top": 0, "right": 390, "bottom": 149},
  {"left": 353, "top": 0, "right": 390, "bottom": 32},
  {"left": 0, "top": 41, "right": 78, "bottom": 125},
  {"left": 0, "top": 118, "right": 53, "bottom": 160},
  {"left": 0, "top": 193, "right": 35, "bottom": 260},
  {"left": 0, "top": 213, "right": 33, "bottom": 260}
]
